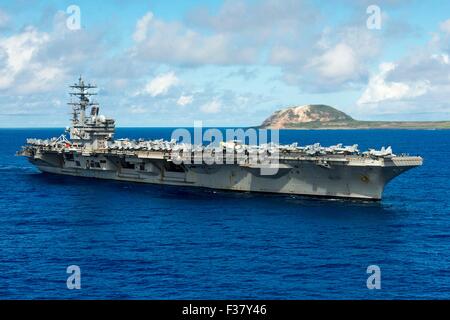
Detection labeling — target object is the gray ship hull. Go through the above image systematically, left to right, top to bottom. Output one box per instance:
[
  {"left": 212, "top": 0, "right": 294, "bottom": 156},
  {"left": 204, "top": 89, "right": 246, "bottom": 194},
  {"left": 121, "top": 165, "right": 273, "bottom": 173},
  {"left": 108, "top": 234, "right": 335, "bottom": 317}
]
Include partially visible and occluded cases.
[{"left": 28, "top": 153, "right": 421, "bottom": 200}]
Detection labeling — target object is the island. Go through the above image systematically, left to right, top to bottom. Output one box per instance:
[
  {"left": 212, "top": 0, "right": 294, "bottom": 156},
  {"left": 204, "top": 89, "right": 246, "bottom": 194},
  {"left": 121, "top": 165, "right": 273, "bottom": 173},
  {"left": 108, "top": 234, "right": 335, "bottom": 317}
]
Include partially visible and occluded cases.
[{"left": 260, "top": 104, "right": 450, "bottom": 129}]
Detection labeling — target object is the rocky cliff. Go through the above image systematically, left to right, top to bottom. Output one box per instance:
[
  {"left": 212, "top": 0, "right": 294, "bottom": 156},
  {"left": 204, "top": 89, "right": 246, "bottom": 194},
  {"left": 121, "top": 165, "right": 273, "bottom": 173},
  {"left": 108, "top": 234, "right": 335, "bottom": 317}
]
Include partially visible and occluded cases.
[{"left": 261, "top": 105, "right": 354, "bottom": 129}]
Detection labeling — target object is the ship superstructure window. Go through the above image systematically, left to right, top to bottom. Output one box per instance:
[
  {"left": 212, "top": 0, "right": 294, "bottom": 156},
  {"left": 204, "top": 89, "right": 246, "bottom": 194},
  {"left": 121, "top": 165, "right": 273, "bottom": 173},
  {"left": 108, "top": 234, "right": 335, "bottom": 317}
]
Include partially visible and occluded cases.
[
  {"left": 91, "top": 106, "right": 99, "bottom": 116},
  {"left": 65, "top": 153, "right": 74, "bottom": 161},
  {"left": 75, "top": 161, "right": 81, "bottom": 167},
  {"left": 122, "top": 161, "right": 135, "bottom": 169},
  {"left": 164, "top": 162, "right": 185, "bottom": 173},
  {"left": 139, "top": 164, "right": 145, "bottom": 171}
]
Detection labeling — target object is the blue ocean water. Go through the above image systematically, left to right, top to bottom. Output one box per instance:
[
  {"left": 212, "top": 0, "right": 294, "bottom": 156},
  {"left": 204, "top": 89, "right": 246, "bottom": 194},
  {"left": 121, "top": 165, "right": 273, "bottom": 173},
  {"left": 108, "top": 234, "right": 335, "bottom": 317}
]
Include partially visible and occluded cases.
[{"left": 0, "top": 128, "right": 449, "bottom": 299}]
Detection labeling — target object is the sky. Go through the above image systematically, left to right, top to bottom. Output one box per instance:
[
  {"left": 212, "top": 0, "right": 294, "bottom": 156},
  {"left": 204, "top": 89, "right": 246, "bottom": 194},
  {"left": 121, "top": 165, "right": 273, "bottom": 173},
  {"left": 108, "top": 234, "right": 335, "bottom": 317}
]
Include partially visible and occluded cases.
[{"left": 1, "top": 0, "right": 450, "bottom": 127}]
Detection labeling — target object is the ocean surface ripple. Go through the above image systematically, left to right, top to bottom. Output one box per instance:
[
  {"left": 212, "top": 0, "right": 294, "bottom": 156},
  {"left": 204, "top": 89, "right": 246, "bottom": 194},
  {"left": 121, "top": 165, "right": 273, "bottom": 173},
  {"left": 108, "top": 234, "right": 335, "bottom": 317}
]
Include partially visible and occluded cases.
[{"left": 0, "top": 128, "right": 449, "bottom": 299}]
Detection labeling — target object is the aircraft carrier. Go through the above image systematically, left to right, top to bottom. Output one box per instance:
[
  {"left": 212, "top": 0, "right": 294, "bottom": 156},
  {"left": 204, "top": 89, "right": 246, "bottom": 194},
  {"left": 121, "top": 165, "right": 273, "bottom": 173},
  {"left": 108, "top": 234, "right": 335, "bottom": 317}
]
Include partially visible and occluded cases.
[{"left": 17, "top": 77, "right": 423, "bottom": 200}]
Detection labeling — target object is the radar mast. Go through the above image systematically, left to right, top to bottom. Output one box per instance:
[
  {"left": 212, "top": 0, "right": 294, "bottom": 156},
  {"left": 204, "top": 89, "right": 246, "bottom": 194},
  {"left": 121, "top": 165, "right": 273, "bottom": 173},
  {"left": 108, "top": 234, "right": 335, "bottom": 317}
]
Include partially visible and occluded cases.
[
  {"left": 66, "top": 76, "right": 115, "bottom": 148},
  {"left": 68, "top": 76, "right": 98, "bottom": 126}
]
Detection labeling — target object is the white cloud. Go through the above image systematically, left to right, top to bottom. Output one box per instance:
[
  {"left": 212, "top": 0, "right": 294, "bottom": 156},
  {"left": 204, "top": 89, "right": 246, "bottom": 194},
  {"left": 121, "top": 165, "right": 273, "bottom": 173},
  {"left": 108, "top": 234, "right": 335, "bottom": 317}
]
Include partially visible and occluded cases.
[
  {"left": 130, "top": 0, "right": 318, "bottom": 67},
  {"left": 187, "top": 0, "right": 317, "bottom": 38},
  {"left": 3, "top": 2, "right": 450, "bottom": 126},
  {"left": 130, "top": 5, "right": 383, "bottom": 92},
  {"left": 0, "top": 9, "right": 9, "bottom": 28},
  {"left": 0, "top": 10, "right": 114, "bottom": 95},
  {"left": 131, "top": 11, "right": 257, "bottom": 65},
  {"left": 133, "top": 12, "right": 153, "bottom": 42},
  {"left": 353, "top": 18, "right": 450, "bottom": 116},
  {"left": 440, "top": 19, "right": 450, "bottom": 34},
  {"left": 277, "top": 25, "right": 381, "bottom": 92},
  {"left": 0, "top": 26, "right": 59, "bottom": 91},
  {"left": 0, "top": 26, "right": 49, "bottom": 73},
  {"left": 310, "top": 43, "right": 357, "bottom": 80},
  {"left": 269, "top": 46, "right": 299, "bottom": 65},
  {"left": 431, "top": 53, "right": 449, "bottom": 65},
  {"left": 357, "top": 62, "right": 430, "bottom": 105},
  {"left": 18, "top": 66, "right": 66, "bottom": 93},
  {"left": 143, "top": 72, "right": 179, "bottom": 97},
  {"left": 177, "top": 95, "right": 193, "bottom": 106},
  {"left": 200, "top": 99, "right": 221, "bottom": 113},
  {"left": 129, "top": 105, "right": 147, "bottom": 114}
]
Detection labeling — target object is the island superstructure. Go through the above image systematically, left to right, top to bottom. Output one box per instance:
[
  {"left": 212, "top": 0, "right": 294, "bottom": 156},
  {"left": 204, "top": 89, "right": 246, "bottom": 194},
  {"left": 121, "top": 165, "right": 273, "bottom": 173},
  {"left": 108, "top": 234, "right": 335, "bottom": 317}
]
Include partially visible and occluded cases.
[{"left": 17, "top": 77, "right": 423, "bottom": 200}]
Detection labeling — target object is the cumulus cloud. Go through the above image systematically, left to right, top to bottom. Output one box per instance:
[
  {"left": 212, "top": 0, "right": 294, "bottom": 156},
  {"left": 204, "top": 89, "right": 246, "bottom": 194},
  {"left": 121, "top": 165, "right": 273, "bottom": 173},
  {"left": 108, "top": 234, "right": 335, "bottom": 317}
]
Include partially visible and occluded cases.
[
  {"left": 130, "top": 0, "right": 318, "bottom": 67},
  {"left": 187, "top": 0, "right": 318, "bottom": 39},
  {"left": 3, "top": 1, "right": 450, "bottom": 125},
  {"left": 129, "top": 2, "right": 382, "bottom": 92},
  {"left": 0, "top": 9, "right": 9, "bottom": 28},
  {"left": 0, "top": 10, "right": 114, "bottom": 95},
  {"left": 130, "top": 11, "right": 257, "bottom": 65},
  {"left": 133, "top": 12, "right": 153, "bottom": 42},
  {"left": 356, "top": 19, "right": 450, "bottom": 116},
  {"left": 440, "top": 19, "right": 450, "bottom": 34},
  {"left": 0, "top": 26, "right": 54, "bottom": 91},
  {"left": 277, "top": 26, "right": 381, "bottom": 92},
  {"left": 0, "top": 27, "right": 49, "bottom": 73},
  {"left": 309, "top": 43, "right": 358, "bottom": 80},
  {"left": 268, "top": 46, "right": 300, "bottom": 65},
  {"left": 431, "top": 53, "right": 449, "bottom": 65},
  {"left": 357, "top": 62, "right": 430, "bottom": 105},
  {"left": 142, "top": 72, "right": 179, "bottom": 97},
  {"left": 177, "top": 95, "right": 194, "bottom": 106},
  {"left": 200, "top": 99, "right": 221, "bottom": 113},
  {"left": 129, "top": 105, "right": 147, "bottom": 114}
]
